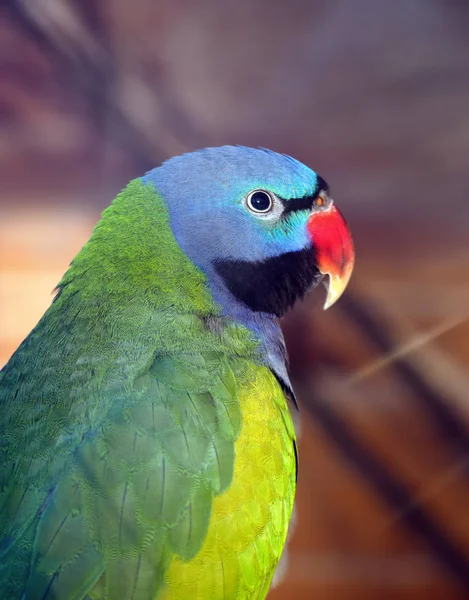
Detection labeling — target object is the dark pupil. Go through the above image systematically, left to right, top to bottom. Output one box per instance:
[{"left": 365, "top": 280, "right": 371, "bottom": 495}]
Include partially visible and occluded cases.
[{"left": 250, "top": 191, "right": 271, "bottom": 211}]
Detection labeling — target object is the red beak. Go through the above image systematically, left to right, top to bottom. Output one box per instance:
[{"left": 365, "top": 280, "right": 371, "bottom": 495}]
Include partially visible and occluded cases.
[{"left": 307, "top": 203, "right": 355, "bottom": 309}]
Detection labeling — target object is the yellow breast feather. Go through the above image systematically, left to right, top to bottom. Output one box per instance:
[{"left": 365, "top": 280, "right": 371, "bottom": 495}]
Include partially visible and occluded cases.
[{"left": 161, "top": 364, "right": 296, "bottom": 600}]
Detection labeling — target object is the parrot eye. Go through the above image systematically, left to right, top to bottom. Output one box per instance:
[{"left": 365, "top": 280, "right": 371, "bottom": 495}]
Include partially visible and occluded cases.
[{"left": 246, "top": 190, "right": 274, "bottom": 214}]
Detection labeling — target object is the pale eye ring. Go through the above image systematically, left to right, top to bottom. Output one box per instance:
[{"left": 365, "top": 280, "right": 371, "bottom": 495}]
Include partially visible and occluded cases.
[{"left": 246, "top": 190, "right": 273, "bottom": 214}]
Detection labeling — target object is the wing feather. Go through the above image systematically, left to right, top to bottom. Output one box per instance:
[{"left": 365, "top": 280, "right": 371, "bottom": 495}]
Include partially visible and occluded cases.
[{"left": 1, "top": 339, "right": 242, "bottom": 600}]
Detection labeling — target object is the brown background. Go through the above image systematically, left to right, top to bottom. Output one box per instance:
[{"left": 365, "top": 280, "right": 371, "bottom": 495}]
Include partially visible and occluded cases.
[{"left": 1, "top": 1, "right": 469, "bottom": 598}]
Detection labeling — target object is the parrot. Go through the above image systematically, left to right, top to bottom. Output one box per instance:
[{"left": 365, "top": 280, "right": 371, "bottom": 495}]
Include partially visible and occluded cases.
[{"left": 0, "top": 145, "right": 354, "bottom": 600}]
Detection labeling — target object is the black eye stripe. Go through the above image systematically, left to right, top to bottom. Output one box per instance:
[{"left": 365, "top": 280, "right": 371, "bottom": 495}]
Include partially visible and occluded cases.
[
  {"left": 280, "top": 175, "right": 329, "bottom": 215},
  {"left": 280, "top": 195, "right": 316, "bottom": 214}
]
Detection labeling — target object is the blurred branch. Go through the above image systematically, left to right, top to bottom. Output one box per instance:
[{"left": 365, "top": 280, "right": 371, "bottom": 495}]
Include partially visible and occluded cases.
[
  {"left": 297, "top": 290, "right": 469, "bottom": 589},
  {"left": 339, "top": 292, "right": 469, "bottom": 460},
  {"left": 350, "top": 312, "right": 469, "bottom": 422},
  {"left": 348, "top": 316, "right": 466, "bottom": 385},
  {"left": 299, "top": 386, "right": 469, "bottom": 592}
]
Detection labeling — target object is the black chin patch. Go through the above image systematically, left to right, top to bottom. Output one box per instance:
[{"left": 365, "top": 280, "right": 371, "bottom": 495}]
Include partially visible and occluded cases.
[{"left": 214, "top": 246, "right": 322, "bottom": 317}]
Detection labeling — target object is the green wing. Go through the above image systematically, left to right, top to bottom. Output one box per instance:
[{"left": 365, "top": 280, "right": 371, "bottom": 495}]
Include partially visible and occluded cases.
[
  {"left": 0, "top": 179, "right": 257, "bottom": 599},
  {"left": 0, "top": 329, "right": 243, "bottom": 600}
]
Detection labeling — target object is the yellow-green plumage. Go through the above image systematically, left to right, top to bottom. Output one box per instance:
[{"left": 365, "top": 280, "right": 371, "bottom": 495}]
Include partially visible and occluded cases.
[
  {"left": 0, "top": 178, "right": 296, "bottom": 599},
  {"left": 162, "top": 366, "right": 296, "bottom": 600}
]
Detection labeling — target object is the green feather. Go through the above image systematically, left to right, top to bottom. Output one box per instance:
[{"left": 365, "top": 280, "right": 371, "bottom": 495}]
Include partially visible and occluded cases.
[{"left": 0, "top": 180, "right": 258, "bottom": 599}]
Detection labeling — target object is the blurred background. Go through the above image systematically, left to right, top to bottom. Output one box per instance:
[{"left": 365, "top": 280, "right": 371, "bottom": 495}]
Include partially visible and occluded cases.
[{"left": 1, "top": 0, "right": 469, "bottom": 597}]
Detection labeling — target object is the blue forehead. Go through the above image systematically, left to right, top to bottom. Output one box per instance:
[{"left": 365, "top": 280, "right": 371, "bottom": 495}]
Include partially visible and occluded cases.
[{"left": 142, "top": 145, "right": 321, "bottom": 206}]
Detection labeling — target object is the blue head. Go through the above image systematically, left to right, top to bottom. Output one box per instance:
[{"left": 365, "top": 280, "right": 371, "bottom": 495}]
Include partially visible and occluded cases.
[{"left": 142, "top": 145, "right": 353, "bottom": 317}]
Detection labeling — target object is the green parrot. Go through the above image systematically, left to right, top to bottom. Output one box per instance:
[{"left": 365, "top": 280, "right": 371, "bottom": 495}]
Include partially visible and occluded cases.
[{"left": 0, "top": 146, "right": 354, "bottom": 600}]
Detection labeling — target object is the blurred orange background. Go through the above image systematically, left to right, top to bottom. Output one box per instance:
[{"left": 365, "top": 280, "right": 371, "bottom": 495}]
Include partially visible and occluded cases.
[{"left": 1, "top": 1, "right": 469, "bottom": 598}]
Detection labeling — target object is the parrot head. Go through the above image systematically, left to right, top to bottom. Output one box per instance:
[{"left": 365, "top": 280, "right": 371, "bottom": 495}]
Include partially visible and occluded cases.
[{"left": 144, "top": 145, "right": 354, "bottom": 317}]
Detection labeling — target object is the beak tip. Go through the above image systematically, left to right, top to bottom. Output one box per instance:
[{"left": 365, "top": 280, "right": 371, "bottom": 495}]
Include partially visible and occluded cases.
[
  {"left": 321, "top": 267, "right": 353, "bottom": 310},
  {"left": 322, "top": 293, "right": 338, "bottom": 311}
]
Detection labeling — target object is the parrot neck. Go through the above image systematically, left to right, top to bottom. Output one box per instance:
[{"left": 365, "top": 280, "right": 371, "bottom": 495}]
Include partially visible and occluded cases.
[
  {"left": 54, "top": 178, "right": 295, "bottom": 402},
  {"left": 57, "top": 179, "right": 220, "bottom": 316},
  {"left": 204, "top": 269, "right": 297, "bottom": 407}
]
